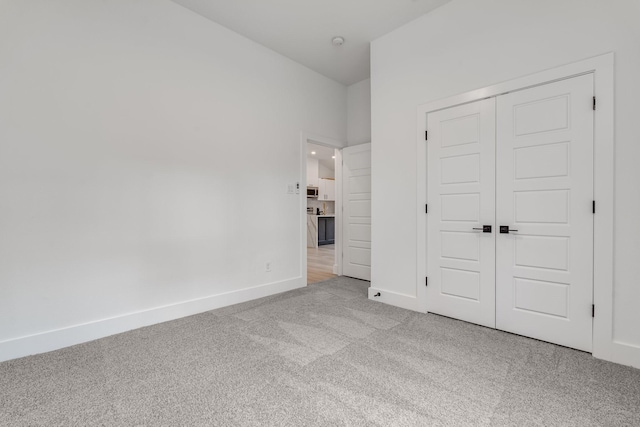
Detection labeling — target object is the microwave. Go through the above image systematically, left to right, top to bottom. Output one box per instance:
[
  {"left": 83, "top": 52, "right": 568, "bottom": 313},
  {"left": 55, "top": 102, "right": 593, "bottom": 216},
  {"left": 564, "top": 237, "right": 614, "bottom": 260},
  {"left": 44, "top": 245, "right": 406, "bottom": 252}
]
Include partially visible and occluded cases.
[{"left": 307, "top": 187, "right": 318, "bottom": 198}]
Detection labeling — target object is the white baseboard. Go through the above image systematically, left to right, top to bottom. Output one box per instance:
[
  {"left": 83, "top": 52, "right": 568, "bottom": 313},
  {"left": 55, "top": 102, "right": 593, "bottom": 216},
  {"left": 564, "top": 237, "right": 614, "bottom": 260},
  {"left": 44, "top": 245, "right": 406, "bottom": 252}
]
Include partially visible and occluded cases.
[
  {"left": 0, "top": 277, "right": 305, "bottom": 363},
  {"left": 368, "top": 287, "right": 425, "bottom": 313},
  {"left": 594, "top": 340, "right": 640, "bottom": 370}
]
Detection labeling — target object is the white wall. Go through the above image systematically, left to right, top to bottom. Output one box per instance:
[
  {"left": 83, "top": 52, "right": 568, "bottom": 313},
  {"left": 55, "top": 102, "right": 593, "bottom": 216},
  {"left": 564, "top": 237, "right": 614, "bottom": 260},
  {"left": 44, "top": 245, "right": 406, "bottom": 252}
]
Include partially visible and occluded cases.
[
  {"left": 0, "top": 0, "right": 346, "bottom": 361},
  {"left": 371, "top": 0, "right": 640, "bottom": 364},
  {"left": 347, "top": 78, "right": 371, "bottom": 146},
  {"left": 307, "top": 157, "right": 319, "bottom": 187},
  {"left": 318, "top": 160, "right": 335, "bottom": 179}
]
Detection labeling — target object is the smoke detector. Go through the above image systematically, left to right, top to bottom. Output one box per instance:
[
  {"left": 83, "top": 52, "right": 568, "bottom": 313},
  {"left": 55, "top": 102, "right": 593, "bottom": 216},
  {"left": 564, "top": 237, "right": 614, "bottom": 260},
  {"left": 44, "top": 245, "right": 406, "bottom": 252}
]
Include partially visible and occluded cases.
[{"left": 331, "top": 36, "right": 345, "bottom": 46}]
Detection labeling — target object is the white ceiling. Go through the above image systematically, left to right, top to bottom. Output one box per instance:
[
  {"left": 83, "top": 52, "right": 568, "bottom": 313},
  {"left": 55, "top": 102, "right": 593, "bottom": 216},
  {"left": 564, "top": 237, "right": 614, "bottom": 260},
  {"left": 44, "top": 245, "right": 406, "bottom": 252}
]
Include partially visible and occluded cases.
[
  {"left": 170, "top": 0, "right": 451, "bottom": 86},
  {"left": 307, "top": 142, "right": 336, "bottom": 163}
]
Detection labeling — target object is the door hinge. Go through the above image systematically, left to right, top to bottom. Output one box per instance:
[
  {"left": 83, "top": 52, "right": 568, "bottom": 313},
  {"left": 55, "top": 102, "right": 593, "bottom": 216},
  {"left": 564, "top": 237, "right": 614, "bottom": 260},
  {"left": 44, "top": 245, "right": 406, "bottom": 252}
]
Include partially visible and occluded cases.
[
  {"left": 593, "top": 96, "right": 596, "bottom": 111},
  {"left": 425, "top": 130, "right": 428, "bottom": 141},
  {"left": 592, "top": 200, "right": 596, "bottom": 214},
  {"left": 425, "top": 204, "right": 428, "bottom": 213},
  {"left": 425, "top": 277, "right": 428, "bottom": 287},
  {"left": 592, "top": 304, "right": 595, "bottom": 318}
]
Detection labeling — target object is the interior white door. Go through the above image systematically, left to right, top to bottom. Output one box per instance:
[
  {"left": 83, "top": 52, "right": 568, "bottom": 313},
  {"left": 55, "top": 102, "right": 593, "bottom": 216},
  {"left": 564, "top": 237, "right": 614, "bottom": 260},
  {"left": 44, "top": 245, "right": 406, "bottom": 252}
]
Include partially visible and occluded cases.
[
  {"left": 496, "top": 74, "right": 594, "bottom": 351},
  {"left": 426, "top": 98, "right": 496, "bottom": 328},
  {"left": 342, "top": 143, "right": 371, "bottom": 280}
]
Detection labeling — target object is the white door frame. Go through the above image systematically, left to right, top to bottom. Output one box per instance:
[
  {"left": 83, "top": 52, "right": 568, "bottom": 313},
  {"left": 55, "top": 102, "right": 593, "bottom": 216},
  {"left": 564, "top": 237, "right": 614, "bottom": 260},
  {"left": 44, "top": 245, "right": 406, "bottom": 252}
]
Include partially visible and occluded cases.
[
  {"left": 417, "top": 53, "right": 618, "bottom": 364},
  {"left": 300, "top": 132, "right": 345, "bottom": 283}
]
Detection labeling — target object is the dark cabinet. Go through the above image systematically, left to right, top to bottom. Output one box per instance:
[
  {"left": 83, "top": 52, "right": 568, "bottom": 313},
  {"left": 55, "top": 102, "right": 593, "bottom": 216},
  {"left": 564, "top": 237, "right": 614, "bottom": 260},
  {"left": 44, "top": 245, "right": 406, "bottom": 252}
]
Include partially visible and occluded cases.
[{"left": 318, "top": 216, "right": 335, "bottom": 246}]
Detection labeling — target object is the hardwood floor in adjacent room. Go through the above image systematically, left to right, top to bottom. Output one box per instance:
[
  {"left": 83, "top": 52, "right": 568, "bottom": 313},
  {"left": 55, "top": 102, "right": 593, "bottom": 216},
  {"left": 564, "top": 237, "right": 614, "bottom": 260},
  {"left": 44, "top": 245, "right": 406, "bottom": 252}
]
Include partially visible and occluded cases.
[{"left": 307, "top": 244, "right": 336, "bottom": 284}]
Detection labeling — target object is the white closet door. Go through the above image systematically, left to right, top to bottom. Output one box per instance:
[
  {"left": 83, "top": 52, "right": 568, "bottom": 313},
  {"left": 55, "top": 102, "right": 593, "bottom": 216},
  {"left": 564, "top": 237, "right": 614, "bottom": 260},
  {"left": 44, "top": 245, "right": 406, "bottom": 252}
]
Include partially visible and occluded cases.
[
  {"left": 496, "top": 74, "right": 594, "bottom": 352},
  {"left": 426, "top": 98, "right": 496, "bottom": 328},
  {"left": 342, "top": 143, "right": 371, "bottom": 281}
]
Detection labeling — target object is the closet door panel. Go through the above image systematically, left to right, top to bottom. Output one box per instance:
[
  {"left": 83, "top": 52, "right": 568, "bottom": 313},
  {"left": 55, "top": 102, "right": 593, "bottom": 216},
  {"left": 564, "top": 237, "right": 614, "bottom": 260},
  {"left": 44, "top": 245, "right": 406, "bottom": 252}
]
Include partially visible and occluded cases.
[
  {"left": 495, "top": 74, "right": 595, "bottom": 352},
  {"left": 426, "top": 98, "right": 496, "bottom": 328}
]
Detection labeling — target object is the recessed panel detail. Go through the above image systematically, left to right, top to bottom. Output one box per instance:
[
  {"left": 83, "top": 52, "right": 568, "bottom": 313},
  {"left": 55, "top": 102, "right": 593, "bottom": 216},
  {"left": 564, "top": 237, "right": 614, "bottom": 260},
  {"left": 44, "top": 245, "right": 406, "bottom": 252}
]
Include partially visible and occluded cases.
[
  {"left": 514, "top": 95, "right": 569, "bottom": 136},
  {"left": 440, "top": 114, "right": 480, "bottom": 147},
  {"left": 515, "top": 142, "right": 569, "bottom": 180},
  {"left": 348, "top": 151, "right": 370, "bottom": 170},
  {"left": 441, "top": 154, "right": 480, "bottom": 184},
  {"left": 349, "top": 176, "right": 371, "bottom": 194},
  {"left": 515, "top": 190, "right": 568, "bottom": 224},
  {"left": 441, "top": 193, "right": 479, "bottom": 222},
  {"left": 349, "top": 200, "right": 371, "bottom": 217},
  {"left": 348, "top": 224, "right": 371, "bottom": 242},
  {"left": 441, "top": 231, "right": 479, "bottom": 261},
  {"left": 515, "top": 235, "right": 569, "bottom": 271},
  {"left": 349, "top": 247, "right": 371, "bottom": 267},
  {"left": 441, "top": 268, "right": 480, "bottom": 301},
  {"left": 514, "top": 278, "right": 568, "bottom": 318}
]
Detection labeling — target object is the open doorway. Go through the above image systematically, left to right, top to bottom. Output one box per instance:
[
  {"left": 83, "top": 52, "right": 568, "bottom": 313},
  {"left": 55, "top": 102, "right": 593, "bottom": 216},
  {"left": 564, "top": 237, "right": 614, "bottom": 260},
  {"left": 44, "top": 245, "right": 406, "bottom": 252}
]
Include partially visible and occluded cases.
[
  {"left": 299, "top": 133, "right": 344, "bottom": 286},
  {"left": 299, "top": 133, "right": 371, "bottom": 287},
  {"left": 306, "top": 141, "right": 338, "bottom": 284}
]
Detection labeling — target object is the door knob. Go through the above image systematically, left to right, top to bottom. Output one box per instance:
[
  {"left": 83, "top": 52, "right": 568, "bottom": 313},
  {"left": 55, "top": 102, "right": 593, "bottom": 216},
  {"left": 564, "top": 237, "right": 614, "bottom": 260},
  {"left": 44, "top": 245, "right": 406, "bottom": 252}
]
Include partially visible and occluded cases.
[
  {"left": 472, "top": 225, "right": 492, "bottom": 233},
  {"left": 499, "top": 226, "right": 518, "bottom": 234}
]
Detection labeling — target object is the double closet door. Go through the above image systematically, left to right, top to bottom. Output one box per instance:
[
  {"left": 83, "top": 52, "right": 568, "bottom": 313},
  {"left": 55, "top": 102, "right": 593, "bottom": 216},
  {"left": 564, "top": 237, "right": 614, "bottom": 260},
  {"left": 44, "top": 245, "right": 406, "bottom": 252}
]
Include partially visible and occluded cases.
[{"left": 426, "top": 74, "right": 594, "bottom": 352}]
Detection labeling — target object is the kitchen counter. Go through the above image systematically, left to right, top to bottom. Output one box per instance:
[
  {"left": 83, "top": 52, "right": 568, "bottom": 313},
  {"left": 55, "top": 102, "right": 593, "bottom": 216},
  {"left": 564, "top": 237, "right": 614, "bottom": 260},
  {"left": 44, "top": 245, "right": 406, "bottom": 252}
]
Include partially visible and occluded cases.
[
  {"left": 307, "top": 214, "right": 335, "bottom": 248},
  {"left": 307, "top": 215, "right": 318, "bottom": 248}
]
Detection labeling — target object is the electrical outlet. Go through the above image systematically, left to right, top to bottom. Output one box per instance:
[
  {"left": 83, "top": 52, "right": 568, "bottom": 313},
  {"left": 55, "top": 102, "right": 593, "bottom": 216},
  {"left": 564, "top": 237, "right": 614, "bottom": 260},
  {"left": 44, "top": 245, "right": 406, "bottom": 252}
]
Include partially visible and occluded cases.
[
  {"left": 287, "top": 184, "right": 294, "bottom": 194},
  {"left": 265, "top": 261, "right": 272, "bottom": 272}
]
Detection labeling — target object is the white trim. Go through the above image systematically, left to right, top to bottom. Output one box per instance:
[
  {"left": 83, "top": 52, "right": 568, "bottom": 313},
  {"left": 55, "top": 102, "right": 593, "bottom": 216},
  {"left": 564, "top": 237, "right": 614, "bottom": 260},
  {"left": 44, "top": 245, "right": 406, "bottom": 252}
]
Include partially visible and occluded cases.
[
  {"left": 416, "top": 53, "right": 628, "bottom": 367},
  {"left": 299, "top": 132, "right": 345, "bottom": 284},
  {"left": 303, "top": 132, "right": 346, "bottom": 149},
  {"left": 334, "top": 148, "right": 344, "bottom": 276},
  {"left": 0, "top": 276, "right": 305, "bottom": 363},
  {"left": 368, "top": 287, "right": 425, "bottom": 312}
]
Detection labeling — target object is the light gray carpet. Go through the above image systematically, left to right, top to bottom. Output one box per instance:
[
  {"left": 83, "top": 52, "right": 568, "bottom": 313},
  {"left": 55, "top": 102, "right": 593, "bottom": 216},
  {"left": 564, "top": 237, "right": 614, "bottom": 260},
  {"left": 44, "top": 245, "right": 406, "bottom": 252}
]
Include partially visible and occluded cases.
[{"left": 1, "top": 277, "right": 639, "bottom": 426}]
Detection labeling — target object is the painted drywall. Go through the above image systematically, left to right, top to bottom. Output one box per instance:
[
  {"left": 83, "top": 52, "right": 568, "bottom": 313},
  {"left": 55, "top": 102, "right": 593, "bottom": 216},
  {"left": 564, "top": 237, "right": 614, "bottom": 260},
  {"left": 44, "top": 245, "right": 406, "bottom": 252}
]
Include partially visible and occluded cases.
[
  {"left": 0, "top": 0, "right": 346, "bottom": 361},
  {"left": 371, "top": 0, "right": 640, "bottom": 355},
  {"left": 347, "top": 79, "right": 372, "bottom": 146},
  {"left": 307, "top": 157, "right": 319, "bottom": 187},
  {"left": 318, "top": 160, "right": 335, "bottom": 179}
]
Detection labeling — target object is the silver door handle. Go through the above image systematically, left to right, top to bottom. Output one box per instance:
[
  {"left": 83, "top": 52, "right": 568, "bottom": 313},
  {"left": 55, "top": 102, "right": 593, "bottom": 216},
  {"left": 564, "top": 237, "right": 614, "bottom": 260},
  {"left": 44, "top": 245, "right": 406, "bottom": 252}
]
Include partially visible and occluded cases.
[
  {"left": 472, "top": 225, "right": 492, "bottom": 233},
  {"left": 499, "top": 226, "right": 518, "bottom": 234}
]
